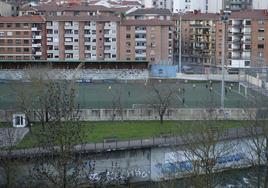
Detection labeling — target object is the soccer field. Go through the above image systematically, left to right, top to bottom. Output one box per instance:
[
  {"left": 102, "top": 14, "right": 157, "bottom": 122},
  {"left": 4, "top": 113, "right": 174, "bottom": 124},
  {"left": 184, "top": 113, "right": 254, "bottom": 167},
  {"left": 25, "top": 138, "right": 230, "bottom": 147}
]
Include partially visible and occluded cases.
[{"left": 0, "top": 81, "right": 266, "bottom": 109}]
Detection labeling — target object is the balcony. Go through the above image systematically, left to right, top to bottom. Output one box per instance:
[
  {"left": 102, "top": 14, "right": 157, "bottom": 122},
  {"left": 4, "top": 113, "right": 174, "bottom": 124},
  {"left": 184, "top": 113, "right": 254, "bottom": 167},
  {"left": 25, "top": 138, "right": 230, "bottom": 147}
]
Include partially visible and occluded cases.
[
  {"left": 31, "top": 27, "right": 41, "bottom": 31},
  {"left": 32, "top": 35, "right": 42, "bottom": 39},
  {"left": 32, "top": 43, "right": 42, "bottom": 48},
  {"left": 35, "top": 51, "right": 42, "bottom": 56}
]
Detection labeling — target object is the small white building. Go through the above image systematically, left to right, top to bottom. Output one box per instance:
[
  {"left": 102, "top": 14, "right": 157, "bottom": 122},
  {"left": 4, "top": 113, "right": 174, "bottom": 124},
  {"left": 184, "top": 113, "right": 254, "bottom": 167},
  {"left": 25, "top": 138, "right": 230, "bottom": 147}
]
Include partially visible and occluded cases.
[{"left": 13, "top": 114, "right": 27, "bottom": 128}]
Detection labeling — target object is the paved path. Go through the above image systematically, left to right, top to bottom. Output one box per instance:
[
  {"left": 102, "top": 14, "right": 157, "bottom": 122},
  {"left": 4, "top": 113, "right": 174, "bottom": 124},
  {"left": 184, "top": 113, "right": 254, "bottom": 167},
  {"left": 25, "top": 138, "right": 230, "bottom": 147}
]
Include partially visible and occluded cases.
[
  {"left": 0, "top": 127, "right": 262, "bottom": 158},
  {"left": 0, "top": 128, "right": 29, "bottom": 147}
]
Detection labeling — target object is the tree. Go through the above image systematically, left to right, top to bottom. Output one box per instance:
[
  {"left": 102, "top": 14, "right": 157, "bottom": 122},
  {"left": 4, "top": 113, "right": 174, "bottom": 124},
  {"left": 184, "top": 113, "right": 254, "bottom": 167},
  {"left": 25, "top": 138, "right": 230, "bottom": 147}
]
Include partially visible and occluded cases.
[
  {"left": 30, "top": 80, "right": 87, "bottom": 188},
  {"left": 148, "top": 81, "right": 179, "bottom": 124},
  {"left": 242, "top": 91, "right": 268, "bottom": 188},
  {"left": 179, "top": 122, "right": 233, "bottom": 188},
  {"left": 0, "top": 127, "right": 18, "bottom": 188}
]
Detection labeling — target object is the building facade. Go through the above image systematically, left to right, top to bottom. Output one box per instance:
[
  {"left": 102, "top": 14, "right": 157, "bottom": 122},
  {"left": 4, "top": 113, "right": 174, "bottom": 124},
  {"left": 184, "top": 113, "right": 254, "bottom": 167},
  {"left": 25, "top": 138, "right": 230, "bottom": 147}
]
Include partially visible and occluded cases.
[
  {"left": 0, "top": 1, "right": 19, "bottom": 16},
  {"left": 173, "top": 10, "right": 268, "bottom": 68},
  {"left": 0, "top": 16, "right": 46, "bottom": 61}
]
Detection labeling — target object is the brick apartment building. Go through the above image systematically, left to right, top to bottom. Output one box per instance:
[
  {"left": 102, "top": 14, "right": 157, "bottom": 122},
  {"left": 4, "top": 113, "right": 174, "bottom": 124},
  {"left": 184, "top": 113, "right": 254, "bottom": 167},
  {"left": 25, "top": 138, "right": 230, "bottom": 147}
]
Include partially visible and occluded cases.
[
  {"left": 0, "top": 2, "right": 268, "bottom": 68},
  {"left": 173, "top": 10, "right": 268, "bottom": 68},
  {"left": 0, "top": 16, "right": 46, "bottom": 61}
]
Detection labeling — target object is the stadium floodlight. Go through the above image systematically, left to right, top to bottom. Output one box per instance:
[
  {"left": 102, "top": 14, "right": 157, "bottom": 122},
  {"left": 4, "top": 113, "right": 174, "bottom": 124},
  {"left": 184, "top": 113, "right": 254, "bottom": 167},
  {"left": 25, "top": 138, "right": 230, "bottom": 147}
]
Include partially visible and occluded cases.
[
  {"left": 175, "top": 9, "right": 187, "bottom": 74},
  {"left": 220, "top": 11, "right": 230, "bottom": 110}
]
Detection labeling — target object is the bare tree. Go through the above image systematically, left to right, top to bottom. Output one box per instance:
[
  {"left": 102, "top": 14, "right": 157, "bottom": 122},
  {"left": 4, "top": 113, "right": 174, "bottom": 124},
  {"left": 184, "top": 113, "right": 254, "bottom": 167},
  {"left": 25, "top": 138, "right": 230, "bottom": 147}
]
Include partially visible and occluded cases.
[
  {"left": 30, "top": 80, "right": 87, "bottom": 188},
  {"left": 148, "top": 81, "right": 178, "bottom": 124},
  {"left": 109, "top": 83, "right": 124, "bottom": 122},
  {"left": 242, "top": 92, "right": 268, "bottom": 188},
  {"left": 180, "top": 122, "right": 233, "bottom": 188},
  {"left": 0, "top": 127, "right": 18, "bottom": 188}
]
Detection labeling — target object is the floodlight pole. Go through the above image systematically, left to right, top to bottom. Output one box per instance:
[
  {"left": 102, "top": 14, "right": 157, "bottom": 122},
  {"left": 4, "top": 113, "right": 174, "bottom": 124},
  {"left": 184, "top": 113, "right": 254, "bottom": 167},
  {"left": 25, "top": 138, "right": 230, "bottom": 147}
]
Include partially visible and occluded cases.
[
  {"left": 221, "top": 13, "right": 228, "bottom": 110},
  {"left": 179, "top": 15, "right": 182, "bottom": 73}
]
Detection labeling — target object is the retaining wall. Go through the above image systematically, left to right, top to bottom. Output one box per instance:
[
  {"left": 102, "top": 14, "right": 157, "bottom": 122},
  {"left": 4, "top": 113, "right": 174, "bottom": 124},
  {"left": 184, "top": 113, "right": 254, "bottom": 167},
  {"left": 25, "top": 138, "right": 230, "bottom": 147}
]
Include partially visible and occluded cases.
[{"left": 0, "top": 108, "right": 263, "bottom": 122}]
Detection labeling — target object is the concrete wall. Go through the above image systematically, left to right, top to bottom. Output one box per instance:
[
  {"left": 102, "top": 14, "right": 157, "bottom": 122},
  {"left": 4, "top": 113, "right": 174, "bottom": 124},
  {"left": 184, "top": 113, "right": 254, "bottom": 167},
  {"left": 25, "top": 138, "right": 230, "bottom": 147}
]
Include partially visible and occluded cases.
[
  {"left": 0, "top": 108, "right": 260, "bottom": 122},
  {"left": 0, "top": 137, "right": 265, "bottom": 185}
]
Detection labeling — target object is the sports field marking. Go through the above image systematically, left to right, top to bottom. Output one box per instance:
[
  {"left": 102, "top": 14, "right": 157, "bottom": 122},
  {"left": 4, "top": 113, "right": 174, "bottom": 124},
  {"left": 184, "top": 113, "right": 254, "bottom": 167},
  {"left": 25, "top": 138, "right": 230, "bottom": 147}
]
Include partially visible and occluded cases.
[
  {"left": 212, "top": 89, "right": 230, "bottom": 100},
  {"left": 176, "top": 94, "right": 188, "bottom": 107}
]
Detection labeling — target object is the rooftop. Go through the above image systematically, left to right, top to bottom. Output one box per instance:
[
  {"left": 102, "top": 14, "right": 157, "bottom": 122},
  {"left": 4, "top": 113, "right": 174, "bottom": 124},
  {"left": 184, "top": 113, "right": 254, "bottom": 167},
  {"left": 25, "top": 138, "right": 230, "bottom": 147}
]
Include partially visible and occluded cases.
[
  {"left": 126, "top": 8, "right": 172, "bottom": 16},
  {"left": 0, "top": 16, "right": 45, "bottom": 23}
]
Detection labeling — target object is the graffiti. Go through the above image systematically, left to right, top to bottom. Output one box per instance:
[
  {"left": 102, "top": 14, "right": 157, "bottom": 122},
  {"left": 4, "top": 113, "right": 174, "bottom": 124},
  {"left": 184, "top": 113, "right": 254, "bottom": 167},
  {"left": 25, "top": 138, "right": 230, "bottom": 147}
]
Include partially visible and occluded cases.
[
  {"left": 155, "top": 152, "right": 246, "bottom": 175},
  {"left": 82, "top": 160, "right": 150, "bottom": 184}
]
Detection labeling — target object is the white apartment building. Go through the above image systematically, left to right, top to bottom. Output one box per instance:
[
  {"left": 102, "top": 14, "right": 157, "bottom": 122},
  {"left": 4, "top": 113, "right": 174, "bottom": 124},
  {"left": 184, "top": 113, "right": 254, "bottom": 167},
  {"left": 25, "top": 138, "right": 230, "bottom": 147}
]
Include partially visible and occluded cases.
[
  {"left": 142, "top": 0, "right": 174, "bottom": 11},
  {"left": 173, "top": 0, "right": 207, "bottom": 13},
  {"left": 253, "top": 0, "right": 268, "bottom": 9}
]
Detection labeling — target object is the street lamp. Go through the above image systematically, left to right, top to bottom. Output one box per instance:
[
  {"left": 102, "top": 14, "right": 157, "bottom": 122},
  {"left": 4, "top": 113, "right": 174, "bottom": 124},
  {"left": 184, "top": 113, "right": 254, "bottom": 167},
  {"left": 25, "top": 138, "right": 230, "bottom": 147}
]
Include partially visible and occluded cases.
[{"left": 220, "top": 11, "right": 230, "bottom": 110}]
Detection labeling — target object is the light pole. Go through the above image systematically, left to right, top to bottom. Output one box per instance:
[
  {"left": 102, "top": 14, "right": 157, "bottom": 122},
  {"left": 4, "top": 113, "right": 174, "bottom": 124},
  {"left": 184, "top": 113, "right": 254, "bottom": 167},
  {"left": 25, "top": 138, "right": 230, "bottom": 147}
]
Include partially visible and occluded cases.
[
  {"left": 175, "top": 9, "right": 186, "bottom": 73},
  {"left": 221, "top": 11, "right": 229, "bottom": 110},
  {"left": 179, "top": 14, "right": 182, "bottom": 73}
]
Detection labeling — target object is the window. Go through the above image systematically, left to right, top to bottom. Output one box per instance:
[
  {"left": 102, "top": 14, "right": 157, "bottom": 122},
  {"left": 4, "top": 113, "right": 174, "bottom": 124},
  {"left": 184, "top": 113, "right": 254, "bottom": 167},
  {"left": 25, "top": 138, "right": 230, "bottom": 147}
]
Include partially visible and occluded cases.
[
  {"left": 245, "top": 20, "right": 251, "bottom": 25},
  {"left": 258, "top": 20, "right": 264, "bottom": 25},
  {"left": 0, "top": 23, "right": 3, "bottom": 27},
  {"left": 7, "top": 23, "right": 12, "bottom": 28},
  {"left": 15, "top": 23, "right": 20, "bottom": 28},
  {"left": 23, "top": 23, "right": 29, "bottom": 28},
  {"left": 127, "top": 26, "right": 131, "bottom": 30},
  {"left": 258, "top": 28, "right": 265, "bottom": 32},
  {"left": 54, "top": 30, "right": 58, "bottom": 34},
  {"left": 74, "top": 30, "right": 78, "bottom": 34},
  {"left": 16, "top": 31, "right": 20, "bottom": 36},
  {"left": 24, "top": 31, "right": 29, "bottom": 35},
  {"left": 7, "top": 32, "right": 13, "bottom": 36},
  {"left": 126, "top": 34, "right": 131, "bottom": 39},
  {"left": 47, "top": 37, "right": 53, "bottom": 42},
  {"left": 64, "top": 37, "right": 73, "bottom": 42},
  {"left": 258, "top": 37, "right": 265, "bottom": 41},
  {"left": 0, "top": 39, "right": 4, "bottom": 44},
  {"left": 7, "top": 39, "right": 13, "bottom": 44},
  {"left": 16, "top": 39, "right": 21, "bottom": 44},
  {"left": 24, "top": 40, "right": 29, "bottom": 44},
  {"left": 258, "top": 44, "right": 264, "bottom": 49},
  {"left": 7, "top": 48, "right": 12, "bottom": 52},
  {"left": 16, "top": 48, "right": 21, "bottom": 52},
  {"left": 23, "top": 48, "right": 29, "bottom": 52},
  {"left": 126, "top": 49, "right": 131, "bottom": 53},
  {"left": 245, "top": 61, "right": 250, "bottom": 66}
]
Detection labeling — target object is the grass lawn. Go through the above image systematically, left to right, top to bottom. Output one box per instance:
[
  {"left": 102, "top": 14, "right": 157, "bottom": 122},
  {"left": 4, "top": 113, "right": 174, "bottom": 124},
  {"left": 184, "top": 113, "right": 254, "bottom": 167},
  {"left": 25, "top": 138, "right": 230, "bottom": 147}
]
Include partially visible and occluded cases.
[{"left": 16, "top": 120, "right": 251, "bottom": 149}]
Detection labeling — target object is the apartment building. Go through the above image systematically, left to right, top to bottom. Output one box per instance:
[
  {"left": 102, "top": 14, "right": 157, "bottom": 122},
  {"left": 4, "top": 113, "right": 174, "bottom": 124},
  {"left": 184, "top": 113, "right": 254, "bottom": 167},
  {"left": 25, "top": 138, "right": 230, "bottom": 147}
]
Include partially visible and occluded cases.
[
  {"left": 141, "top": 0, "right": 174, "bottom": 12},
  {"left": 121, "top": 9, "right": 173, "bottom": 63},
  {"left": 173, "top": 10, "right": 268, "bottom": 68},
  {"left": 227, "top": 10, "right": 268, "bottom": 68},
  {"left": 173, "top": 12, "right": 220, "bottom": 66},
  {"left": 0, "top": 16, "right": 46, "bottom": 61},
  {"left": 45, "top": 16, "right": 120, "bottom": 61}
]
